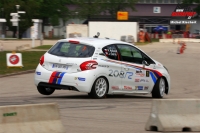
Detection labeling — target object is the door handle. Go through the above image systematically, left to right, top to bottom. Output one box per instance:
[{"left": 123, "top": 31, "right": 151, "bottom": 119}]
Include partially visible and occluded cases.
[{"left": 124, "top": 67, "right": 129, "bottom": 71}]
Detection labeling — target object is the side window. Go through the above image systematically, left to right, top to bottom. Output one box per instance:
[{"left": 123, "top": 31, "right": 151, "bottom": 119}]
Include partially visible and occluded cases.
[
  {"left": 117, "top": 44, "right": 143, "bottom": 64},
  {"left": 102, "top": 45, "right": 118, "bottom": 60}
]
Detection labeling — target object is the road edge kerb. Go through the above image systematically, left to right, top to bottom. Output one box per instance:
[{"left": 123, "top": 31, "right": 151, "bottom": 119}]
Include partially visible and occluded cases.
[{"left": 0, "top": 69, "right": 35, "bottom": 78}]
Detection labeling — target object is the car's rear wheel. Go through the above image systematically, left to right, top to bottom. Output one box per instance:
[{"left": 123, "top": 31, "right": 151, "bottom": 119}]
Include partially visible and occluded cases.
[
  {"left": 89, "top": 77, "right": 108, "bottom": 99},
  {"left": 152, "top": 78, "right": 165, "bottom": 98},
  {"left": 37, "top": 86, "right": 55, "bottom": 95}
]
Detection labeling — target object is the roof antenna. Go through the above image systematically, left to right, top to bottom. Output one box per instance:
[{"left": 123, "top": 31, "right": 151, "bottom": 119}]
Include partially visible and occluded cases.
[{"left": 93, "top": 32, "right": 100, "bottom": 38}]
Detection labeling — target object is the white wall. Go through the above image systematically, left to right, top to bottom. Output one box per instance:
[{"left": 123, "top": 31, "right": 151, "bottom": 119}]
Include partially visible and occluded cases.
[
  {"left": 190, "top": 19, "right": 200, "bottom": 33},
  {"left": 89, "top": 22, "right": 138, "bottom": 42},
  {"left": 66, "top": 24, "right": 88, "bottom": 38}
]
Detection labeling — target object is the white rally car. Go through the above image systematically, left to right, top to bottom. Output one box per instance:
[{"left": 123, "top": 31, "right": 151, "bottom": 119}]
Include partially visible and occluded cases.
[{"left": 34, "top": 37, "right": 170, "bottom": 99}]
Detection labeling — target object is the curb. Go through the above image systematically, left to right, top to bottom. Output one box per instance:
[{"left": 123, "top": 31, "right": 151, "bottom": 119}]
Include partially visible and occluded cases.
[{"left": 0, "top": 69, "right": 35, "bottom": 78}]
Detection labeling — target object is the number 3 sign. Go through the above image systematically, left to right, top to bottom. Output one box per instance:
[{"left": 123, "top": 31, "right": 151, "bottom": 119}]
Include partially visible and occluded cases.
[{"left": 6, "top": 52, "right": 23, "bottom": 68}]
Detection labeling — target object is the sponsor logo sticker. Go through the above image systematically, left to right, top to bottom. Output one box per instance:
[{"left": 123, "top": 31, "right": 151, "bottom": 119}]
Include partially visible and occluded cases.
[
  {"left": 146, "top": 71, "right": 150, "bottom": 77},
  {"left": 36, "top": 72, "right": 41, "bottom": 75},
  {"left": 78, "top": 77, "right": 85, "bottom": 81},
  {"left": 135, "top": 79, "right": 140, "bottom": 82},
  {"left": 140, "top": 79, "right": 145, "bottom": 82},
  {"left": 112, "top": 86, "right": 119, "bottom": 90},
  {"left": 124, "top": 86, "right": 132, "bottom": 90},
  {"left": 137, "top": 86, "right": 143, "bottom": 90},
  {"left": 144, "top": 86, "right": 149, "bottom": 90}
]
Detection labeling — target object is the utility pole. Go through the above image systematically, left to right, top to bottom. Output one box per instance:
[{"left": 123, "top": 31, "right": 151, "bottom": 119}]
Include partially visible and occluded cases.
[{"left": 16, "top": 5, "right": 20, "bottom": 39}]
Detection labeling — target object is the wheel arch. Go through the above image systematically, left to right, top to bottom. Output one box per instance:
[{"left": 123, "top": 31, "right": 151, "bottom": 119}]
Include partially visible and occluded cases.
[
  {"left": 91, "top": 74, "right": 110, "bottom": 94},
  {"left": 151, "top": 76, "right": 169, "bottom": 94},
  {"left": 161, "top": 76, "right": 169, "bottom": 94}
]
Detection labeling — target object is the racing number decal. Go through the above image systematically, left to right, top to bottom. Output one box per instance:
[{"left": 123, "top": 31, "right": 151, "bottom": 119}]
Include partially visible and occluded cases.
[
  {"left": 109, "top": 70, "right": 133, "bottom": 79},
  {"left": 146, "top": 71, "right": 150, "bottom": 77}
]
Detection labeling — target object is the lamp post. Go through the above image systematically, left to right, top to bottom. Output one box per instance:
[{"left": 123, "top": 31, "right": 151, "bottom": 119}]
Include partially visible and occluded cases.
[
  {"left": 16, "top": 5, "right": 20, "bottom": 39},
  {"left": 1, "top": 8, "right": 5, "bottom": 38},
  {"left": 75, "top": 12, "right": 79, "bottom": 24}
]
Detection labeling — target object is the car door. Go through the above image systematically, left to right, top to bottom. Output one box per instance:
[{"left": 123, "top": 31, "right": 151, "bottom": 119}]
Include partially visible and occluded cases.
[
  {"left": 102, "top": 44, "right": 122, "bottom": 91},
  {"left": 116, "top": 44, "right": 154, "bottom": 92}
]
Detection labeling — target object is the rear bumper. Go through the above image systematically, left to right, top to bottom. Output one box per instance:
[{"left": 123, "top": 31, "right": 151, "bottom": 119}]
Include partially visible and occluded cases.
[{"left": 34, "top": 64, "right": 96, "bottom": 93}]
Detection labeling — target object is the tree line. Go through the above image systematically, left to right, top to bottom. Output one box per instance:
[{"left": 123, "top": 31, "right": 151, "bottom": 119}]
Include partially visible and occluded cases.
[{"left": 0, "top": 0, "right": 138, "bottom": 38}]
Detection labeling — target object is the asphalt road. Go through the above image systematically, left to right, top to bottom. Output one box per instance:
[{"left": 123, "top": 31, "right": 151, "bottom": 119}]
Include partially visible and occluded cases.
[{"left": 0, "top": 42, "right": 200, "bottom": 133}]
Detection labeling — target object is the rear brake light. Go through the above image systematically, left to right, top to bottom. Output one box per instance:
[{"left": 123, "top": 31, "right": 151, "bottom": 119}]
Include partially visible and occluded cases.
[
  {"left": 69, "top": 40, "right": 79, "bottom": 44},
  {"left": 40, "top": 55, "right": 44, "bottom": 65},
  {"left": 80, "top": 61, "right": 98, "bottom": 71}
]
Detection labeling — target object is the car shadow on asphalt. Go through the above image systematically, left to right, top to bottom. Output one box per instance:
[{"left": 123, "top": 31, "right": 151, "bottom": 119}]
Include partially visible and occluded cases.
[{"left": 39, "top": 94, "right": 153, "bottom": 99}]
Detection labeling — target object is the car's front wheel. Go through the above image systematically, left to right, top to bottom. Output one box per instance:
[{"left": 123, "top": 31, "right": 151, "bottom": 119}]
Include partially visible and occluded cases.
[
  {"left": 89, "top": 77, "right": 108, "bottom": 99},
  {"left": 152, "top": 77, "right": 166, "bottom": 98},
  {"left": 37, "top": 86, "right": 55, "bottom": 95}
]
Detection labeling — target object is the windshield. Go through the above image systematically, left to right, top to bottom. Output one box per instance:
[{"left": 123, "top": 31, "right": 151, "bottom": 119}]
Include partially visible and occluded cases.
[{"left": 48, "top": 42, "right": 95, "bottom": 57}]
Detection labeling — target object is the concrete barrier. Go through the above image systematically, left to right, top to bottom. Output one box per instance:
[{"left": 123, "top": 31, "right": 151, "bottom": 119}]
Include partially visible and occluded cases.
[
  {"left": 160, "top": 38, "right": 200, "bottom": 43},
  {"left": 16, "top": 44, "right": 31, "bottom": 51},
  {"left": 145, "top": 99, "right": 200, "bottom": 132},
  {"left": 0, "top": 103, "right": 65, "bottom": 133}
]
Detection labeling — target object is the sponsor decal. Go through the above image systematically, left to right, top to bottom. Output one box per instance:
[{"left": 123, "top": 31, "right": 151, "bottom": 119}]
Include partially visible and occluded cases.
[
  {"left": 170, "top": 3, "right": 198, "bottom": 24},
  {"left": 171, "top": 4, "right": 197, "bottom": 19},
  {"left": 104, "top": 48, "right": 117, "bottom": 56},
  {"left": 95, "top": 53, "right": 98, "bottom": 55},
  {"left": 93, "top": 58, "right": 97, "bottom": 60},
  {"left": 102, "top": 59, "right": 163, "bottom": 83},
  {"left": 98, "top": 65, "right": 109, "bottom": 68},
  {"left": 77, "top": 69, "right": 81, "bottom": 72},
  {"left": 109, "top": 69, "right": 133, "bottom": 79},
  {"left": 135, "top": 70, "right": 145, "bottom": 77},
  {"left": 146, "top": 71, "right": 150, "bottom": 77},
  {"left": 36, "top": 72, "right": 41, "bottom": 75},
  {"left": 49, "top": 72, "right": 66, "bottom": 85},
  {"left": 74, "top": 77, "right": 78, "bottom": 80},
  {"left": 78, "top": 77, "right": 85, "bottom": 81},
  {"left": 135, "top": 79, "right": 140, "bottom": 82},
  {"left": 140, "top": 79, "right": 145, "bottom": 82},
  {"left": 146, "top": 79, "right": 149, "bottom": 82},
  {"left": 112, "top": 86, "right": 119, "bottom": 90},
  {"left": 124, "top": 86, "right": 132, "bottom": 90},
  {"left": 137, "top": 86, "right": 143, "bottom": 90},
  {"left": 144, "top": 86, "right": 149, "bottom": 90},
  {"left": 3, "top": 112, "right": 17, "bottom": 117}
]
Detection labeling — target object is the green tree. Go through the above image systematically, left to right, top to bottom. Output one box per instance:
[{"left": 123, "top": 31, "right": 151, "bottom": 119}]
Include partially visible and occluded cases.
[
  {"left": 0, "top": 0, "right": 72, "bottom": 38},
  {"left": 1, "top": 0, "right": 40, "bottom": 38},
  {"left": 72, "top": 0, "right": 103, "bottom": 19},
  {"left": 73, "top": 0, "right": 138, "bottom": 20},
  {"left": 101, "top": 0, "right": 138, "bottom": 18},
  {"left": 182, "top": 0, "right": 200, "bottom": 18}
]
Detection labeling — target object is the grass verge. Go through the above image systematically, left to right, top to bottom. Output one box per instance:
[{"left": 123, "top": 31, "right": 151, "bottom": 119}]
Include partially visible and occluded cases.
[{"left": 0, "top": 51, "right": 46, "bottom": 75}]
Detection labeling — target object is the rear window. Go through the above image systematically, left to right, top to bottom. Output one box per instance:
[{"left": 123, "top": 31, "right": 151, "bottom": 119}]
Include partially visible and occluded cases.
[{"left": 48, "top": 42, "right": 95, "bottom": 57}]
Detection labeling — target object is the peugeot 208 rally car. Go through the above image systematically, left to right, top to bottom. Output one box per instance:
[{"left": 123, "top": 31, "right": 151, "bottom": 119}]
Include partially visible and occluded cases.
[{"left": 34, "top": 37, "right": 170, "bottom": 99}]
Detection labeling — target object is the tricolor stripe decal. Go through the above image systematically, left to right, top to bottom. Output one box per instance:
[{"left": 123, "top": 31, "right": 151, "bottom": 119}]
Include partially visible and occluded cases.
[
  {"left": 102, "top": 59, "right": 163, "bottom": 83},
  {"left": 49, "top": 71, "right": 66, "bottom": 85},
  {"left": 150, "top": 72, "right": 157, "bottom": 84}
]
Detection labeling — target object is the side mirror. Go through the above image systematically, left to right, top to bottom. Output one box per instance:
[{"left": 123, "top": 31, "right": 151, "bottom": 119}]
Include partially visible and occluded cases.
[{"left": 142, "top": 60, "right": 150, "bottom": 67}]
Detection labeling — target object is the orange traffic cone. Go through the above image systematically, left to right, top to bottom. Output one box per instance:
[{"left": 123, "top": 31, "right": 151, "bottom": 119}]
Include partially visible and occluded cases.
[{"left": 177, "top": 42, "right": 186, "bottom": 54}]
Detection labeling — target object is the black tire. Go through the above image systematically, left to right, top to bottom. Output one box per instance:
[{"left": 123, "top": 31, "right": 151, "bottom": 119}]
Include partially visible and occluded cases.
[
  {"left": 90, "top": 77, "right": 108, "bottom": 99},
  {"left": 152, "top": 78, "right": 166, "bottom": 98},
  {"left": 37, "top": 86, "right": 55, "bottom": 95},
  {"left": 88, "top": 92, "right": 93, "bottom": 98}
]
